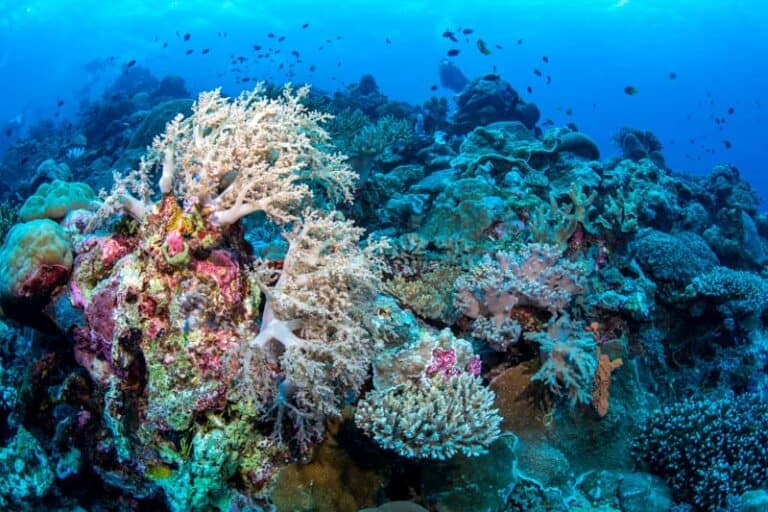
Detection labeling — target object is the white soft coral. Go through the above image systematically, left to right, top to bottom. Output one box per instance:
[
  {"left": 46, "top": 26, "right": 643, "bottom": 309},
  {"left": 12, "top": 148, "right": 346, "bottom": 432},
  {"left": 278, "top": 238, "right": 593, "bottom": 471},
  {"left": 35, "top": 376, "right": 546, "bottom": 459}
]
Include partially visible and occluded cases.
[{"left": 100, "top": 84, "right": 356, "bottom": 226}]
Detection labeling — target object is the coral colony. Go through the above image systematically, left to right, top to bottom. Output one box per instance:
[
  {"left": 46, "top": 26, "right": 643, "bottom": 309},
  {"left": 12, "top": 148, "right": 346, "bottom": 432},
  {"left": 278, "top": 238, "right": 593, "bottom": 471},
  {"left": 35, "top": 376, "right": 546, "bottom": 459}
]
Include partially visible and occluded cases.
[{"left": 1, "top": 70, "right": 767, "bottom": 511}]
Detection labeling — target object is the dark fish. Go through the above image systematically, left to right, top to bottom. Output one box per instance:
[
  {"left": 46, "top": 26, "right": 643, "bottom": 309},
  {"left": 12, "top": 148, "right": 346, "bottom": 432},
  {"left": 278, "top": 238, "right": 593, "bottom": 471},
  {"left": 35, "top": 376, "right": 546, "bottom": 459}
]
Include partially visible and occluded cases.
[
  {"left": 302, "top": 23, "right": 309, "bottom": 29},
  {"left": 462, "top": 28, "right": 473, "bottom": 34},
  {"left": 442, "top": 30, "right": 458, "bottom": 42},
  {"left": 218, "top": 31, "right": 222, "bottom": 37},
  {"left": 183, "top": 33, "right": 190, "bottom": 41},
  {"left": 268, "top": 33, "right": 275, "bottom": 38},
  {"left": 278, "top": 36, "right": 285, "bottom": 42},
  {"left": 386, "top": 37, "right": 391, "bottom": 45},
  {"left": 476, "top": 39, "right": 491, "bottom": 55},
  {"left": 517, "top": 39, "right": 523, "bottom": 45},
  {"left": 163, "top": 42, "right": 168, "bottom": 48},
  {"left": 496, "top": 44, "right": 503, "bottom": 49},
  {"left": 253, "top": 45, "right": 261, "bottom": 51},
  {"left": 202, "top": 48, "right": 210, "bottom": 54},
  {"left": 186, "top": 49, "right": 194, "bottom": 55},
  {"left": 447, "top": 49, "right": 460, "bottom": 56},
  {"left": 291, "top": 50, "right": 300, "bottom": 57},
  {"left": 542, "top": 55, "right": 549, "bottom": 63},
  {"left": 237, "top": 56, "right": 247, "bottom": 63},
  {"left": 126, "top": 59, "right": 136, "bottom": 67},
  {"left": 439, "top": 59, "right": 469, "bottom": 92},
  {"left": 309, "top": 65, "right": 316, "bottom": 72},
  {"left": 533, "top": 68, "right": 542, "bottom": 77},
  {"left": 669, "top": 72, "right": 677, "bottom": 79},
  {"left": 546, "top": 75, "right": 552, "bottom": 84},
  {"left": 242, "top": 77, "right": 250, "bottom": 82},
  {"left": 430, "top": 84, "right": 439, "bottom": 91},
  {"left": 624, "top": 85, "right": 638, "bottom": 95},
  {"left": 527, "top": 86, "right": 533, "bottom": 93},
  {"left": 57, "top": 99, "right": 64, "bottom": 107},
  {"left": 727, "top": 107, "right": 735, "bottom": 114},
  {"left": 565, "top": 108, "right": 573, "bottom": 116},
  {"left": 542, "top": 118, "right": 554, "bottom": 127},
  {"left": 566, "top": 122, "right": 578, "bottom": 131},
  {"left": 4, "top": 128, "right": 12, "bottom": 136},
  {"left": 723, "top": 140, "right": 732, "bottom": 149},
  {"left": 21, "top": 157, "right": 29, "bottom": 165}
]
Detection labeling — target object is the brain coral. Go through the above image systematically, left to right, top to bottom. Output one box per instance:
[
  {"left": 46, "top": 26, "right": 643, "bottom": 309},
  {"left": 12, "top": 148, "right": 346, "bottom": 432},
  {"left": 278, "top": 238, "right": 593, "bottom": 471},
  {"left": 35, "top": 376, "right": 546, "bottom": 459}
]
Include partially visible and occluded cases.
[
  {"left": 18, "top": 180, "right": 96, "bottom": 222},
  {"left": 0, "top": 219, "right": 73, "bottom": 302}
]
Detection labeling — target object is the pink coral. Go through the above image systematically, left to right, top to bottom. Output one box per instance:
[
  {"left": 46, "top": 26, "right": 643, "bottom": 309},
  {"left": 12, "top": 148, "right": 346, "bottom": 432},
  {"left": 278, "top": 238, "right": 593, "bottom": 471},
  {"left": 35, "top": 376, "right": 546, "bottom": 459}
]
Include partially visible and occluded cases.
[
  {"left": 163, "top": 230, "right": 185, "bottom": 258},
  {"left": 426, "top": 348, "right": 461, "bottom": 378}
]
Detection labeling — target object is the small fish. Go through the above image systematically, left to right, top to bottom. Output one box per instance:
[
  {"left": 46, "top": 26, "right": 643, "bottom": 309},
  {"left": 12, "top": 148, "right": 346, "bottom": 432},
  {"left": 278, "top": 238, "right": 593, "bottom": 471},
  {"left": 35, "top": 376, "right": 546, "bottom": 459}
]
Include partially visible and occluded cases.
[
  {"left": 302, "top": 23, "right": 310, "bottom": 29},
  {"left": 462, "top": 28, "right": 473, "bottom": 35},
  {"left": 442, "top": 30, "right": 458, "bottom": 42},
  {"left": 218, "top": 31, "right": 222, "bottom": 37},
  {"left": 183, "top": 33, "right": 190, "bottom": 41},
  {"left": 268, "top": 33, "right": 275, "bottom": 38},
  {"left": 278, "top": 35, "right": 285, "bottom": 42},
  {"left": 336, "top": 35, "right": 343, "bottom": 40},
  {"left": 385, "top": 37, "right": 391, "bottom": 45},
  {"left": 476, "top": 39, "right": 491, "bottom": 55},
  {"left": 517, "top": 39, "right": 523, "bottom": 45},
  {"left": 163, "top": 42, "right": 168, "bottom": 48},
  {"left": 496, "top": 44, "right": 503, "bottom": 49},
  {"left": 253, "top": 45, "right": 261, "bottom": 51},
  {"left": 202, "top": 48, "right": 210, "bottom": 54},
  {"left": 185, "top": 49, "right": 194, "bottom": 55},
  {"left": 447, "top": 49, "right": 460, "bottom": 57},
  {"left": 291, "top": 50, "right": 300, "bottom": 57},
  {"left": 542, "top": 55, "right": 549, "bottom": 63},
  {"left": 126, "top": 59, "right": 136, "bottom": 67},
  {"left": 309, "top": 65, "right": 316, "bottom": 72},
  {"left": 533, "top": 68, "right": 542, "bottom": 77},
  {"left": 669, "top": 72, "right": 677, "bottom": 79},
  {"left": 546, "top": 75, "right": 552, "bottom": 85},
  {"left": 242, "top": 77, "right": 250, "bottom": 82},
  {"left": 431, "top": 84, "right": 439, "bottom": 91},
  {"left": 624, "top": 85, "right": 638, "bottom": 95},
  {"left": 527, "top": 86, "right": 533, "bottom": 93},
  {"left": 57, "top": 99, "right": 64, "bottom": 107},
  {"left": 727, "top": 107, "right": 735, "bottom": 115},
  {"left": 565, "top": 108, "right": 573, "bottom": 116},
  {"left": 542, "top": 118, "right": 554, "bottom": 127},
  {"left": 566, "top": 122, "right": 578, "bottom": 131},
  {"left": 4, "top": 128, "right": 12, "bottom": 136},
  {"left": 723, "top": 140, "right": 732, "bottom": 149},
  {"left": 21, "top": 157, "right": 29, "bottom": 165}
]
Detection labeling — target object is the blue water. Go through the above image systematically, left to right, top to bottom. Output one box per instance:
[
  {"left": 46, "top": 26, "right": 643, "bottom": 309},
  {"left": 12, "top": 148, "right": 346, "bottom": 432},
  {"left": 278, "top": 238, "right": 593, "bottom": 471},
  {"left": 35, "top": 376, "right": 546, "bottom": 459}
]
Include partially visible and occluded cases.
[{"left": 1, "top": 0, "right": 766, "bottom": 201}]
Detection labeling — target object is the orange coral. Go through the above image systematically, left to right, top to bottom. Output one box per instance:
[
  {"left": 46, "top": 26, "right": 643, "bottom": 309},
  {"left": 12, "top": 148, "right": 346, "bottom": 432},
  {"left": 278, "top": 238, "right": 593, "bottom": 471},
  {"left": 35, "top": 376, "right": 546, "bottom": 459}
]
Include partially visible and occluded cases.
[{"left": 591, "top": 347, "right": 623, "bottom": 417}]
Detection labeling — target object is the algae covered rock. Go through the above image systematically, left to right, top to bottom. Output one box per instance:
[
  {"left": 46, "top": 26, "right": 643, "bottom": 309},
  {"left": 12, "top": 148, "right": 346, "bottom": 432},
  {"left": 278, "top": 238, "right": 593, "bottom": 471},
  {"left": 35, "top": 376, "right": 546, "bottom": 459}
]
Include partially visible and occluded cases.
[{"left": 0, "top": 427, "right": 55, "bottom": 508}]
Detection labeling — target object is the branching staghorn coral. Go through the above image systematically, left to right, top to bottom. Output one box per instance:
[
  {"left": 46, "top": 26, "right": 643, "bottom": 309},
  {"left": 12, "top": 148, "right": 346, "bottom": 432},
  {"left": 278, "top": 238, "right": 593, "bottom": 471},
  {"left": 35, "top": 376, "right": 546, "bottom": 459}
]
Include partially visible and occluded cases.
[
  {"left": 98, "top": 84, "right": 357, "bottom": 226},
  {"left": 355, "top": 373, "right": 502, "bottom": 460}
]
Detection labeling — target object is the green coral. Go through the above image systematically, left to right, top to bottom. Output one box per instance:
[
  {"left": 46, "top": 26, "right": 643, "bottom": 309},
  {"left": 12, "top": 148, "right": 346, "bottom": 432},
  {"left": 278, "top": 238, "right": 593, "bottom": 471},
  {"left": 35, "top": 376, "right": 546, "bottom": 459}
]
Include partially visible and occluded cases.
[{"left": 19, "top": 179, "right": 96, "bottom": 221}]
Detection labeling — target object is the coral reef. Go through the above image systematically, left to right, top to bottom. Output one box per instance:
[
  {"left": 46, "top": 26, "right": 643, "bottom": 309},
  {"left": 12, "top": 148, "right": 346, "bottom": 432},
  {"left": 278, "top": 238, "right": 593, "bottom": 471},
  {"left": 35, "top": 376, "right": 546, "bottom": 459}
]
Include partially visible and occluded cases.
[{"left": 1, "top": 65, "right": 767, "bottom": 511}]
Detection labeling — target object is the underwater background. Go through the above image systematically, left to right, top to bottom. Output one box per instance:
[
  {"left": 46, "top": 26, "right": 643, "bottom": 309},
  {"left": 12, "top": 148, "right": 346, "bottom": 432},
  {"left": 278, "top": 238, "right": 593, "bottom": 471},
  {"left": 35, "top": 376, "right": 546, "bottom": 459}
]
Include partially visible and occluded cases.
[{"left": 0, "top": 1, "right": 767, "bottom": 511}]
